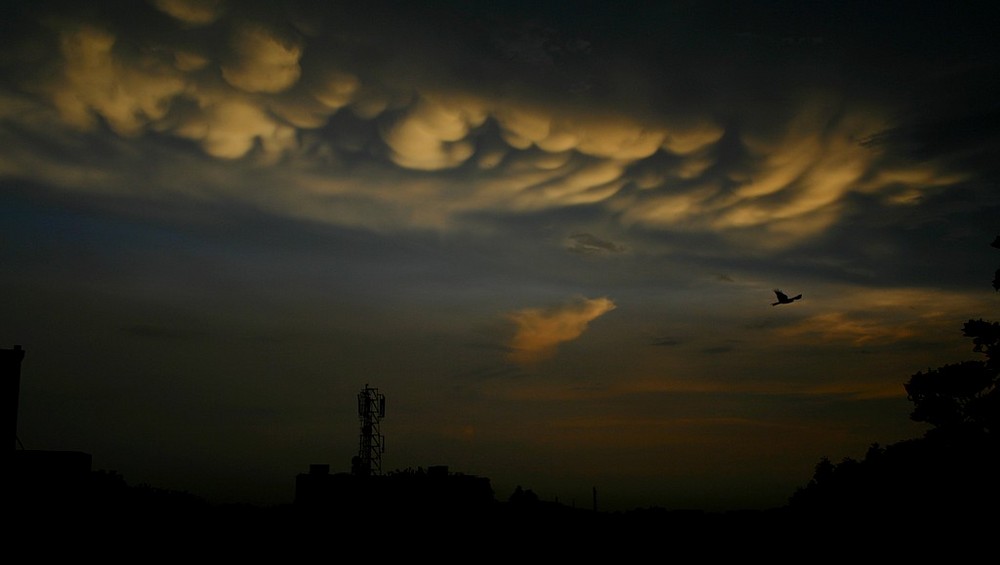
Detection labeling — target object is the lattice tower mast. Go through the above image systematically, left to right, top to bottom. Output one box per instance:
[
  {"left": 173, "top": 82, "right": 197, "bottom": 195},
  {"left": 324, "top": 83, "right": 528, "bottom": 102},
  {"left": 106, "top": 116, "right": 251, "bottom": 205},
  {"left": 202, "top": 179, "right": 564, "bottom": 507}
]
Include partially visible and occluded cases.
[{"left": 357, "top": 384, "right": 385, "bottom": 476}]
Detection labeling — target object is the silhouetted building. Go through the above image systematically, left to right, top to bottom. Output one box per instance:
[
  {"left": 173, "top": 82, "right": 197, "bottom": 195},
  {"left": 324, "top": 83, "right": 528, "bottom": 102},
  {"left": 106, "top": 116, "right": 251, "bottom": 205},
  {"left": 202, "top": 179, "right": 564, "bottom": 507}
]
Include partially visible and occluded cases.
[
  {"left": 9, "top": 345, "right": 98, "bottom": 511},
  {"left": 295, "top": 386, "right": 494, "bottom": 520},
  {"left": 294, "top": 463, "right": 495, "bottom": 517}
]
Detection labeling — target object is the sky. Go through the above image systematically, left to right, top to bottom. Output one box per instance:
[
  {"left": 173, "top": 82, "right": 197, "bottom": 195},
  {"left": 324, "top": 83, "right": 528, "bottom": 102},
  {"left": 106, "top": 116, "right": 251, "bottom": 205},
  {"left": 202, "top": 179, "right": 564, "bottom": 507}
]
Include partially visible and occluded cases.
[{"left": 3, "top": 0, "right": 999, "bottom": 513}]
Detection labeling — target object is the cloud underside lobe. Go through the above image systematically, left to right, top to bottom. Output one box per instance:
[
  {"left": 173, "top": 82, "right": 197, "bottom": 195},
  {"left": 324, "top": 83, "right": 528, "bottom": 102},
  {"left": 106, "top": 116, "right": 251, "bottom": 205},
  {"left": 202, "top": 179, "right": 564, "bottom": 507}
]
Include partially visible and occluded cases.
[
  {"left": 3, "top": 3, "right": 985, "bottom": 249},
  {"left": 506, "top": 296, "right": 617, "bottom": 366}
]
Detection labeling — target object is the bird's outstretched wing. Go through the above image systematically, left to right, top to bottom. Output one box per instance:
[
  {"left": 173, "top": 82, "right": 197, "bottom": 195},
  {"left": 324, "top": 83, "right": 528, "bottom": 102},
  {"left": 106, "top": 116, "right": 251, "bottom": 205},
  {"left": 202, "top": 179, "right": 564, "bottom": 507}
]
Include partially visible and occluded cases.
[{"left": 772, "top": 289, "right": 801, "bottom": 305}]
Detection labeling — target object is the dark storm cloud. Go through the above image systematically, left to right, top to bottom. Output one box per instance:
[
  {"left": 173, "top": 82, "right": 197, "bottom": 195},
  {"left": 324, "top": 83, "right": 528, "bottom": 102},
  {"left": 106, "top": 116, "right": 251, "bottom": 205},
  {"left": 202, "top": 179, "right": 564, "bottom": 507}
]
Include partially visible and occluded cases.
[{"left": 861, "top": 84, "right": 1000, "bottom": 178}]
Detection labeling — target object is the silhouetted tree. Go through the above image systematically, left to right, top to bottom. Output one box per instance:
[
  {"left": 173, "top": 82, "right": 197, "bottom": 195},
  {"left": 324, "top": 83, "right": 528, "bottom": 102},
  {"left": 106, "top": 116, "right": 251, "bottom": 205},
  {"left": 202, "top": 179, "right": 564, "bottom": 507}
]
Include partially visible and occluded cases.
[
  {"left": 789, "top": 236, "right": 1000, "bottom": 524},
  {"left": 902, "top": 240, "right": 999, "bottom": 439},
  {"left": 903, "top": 318, "right": 998, "bottom": 438}
]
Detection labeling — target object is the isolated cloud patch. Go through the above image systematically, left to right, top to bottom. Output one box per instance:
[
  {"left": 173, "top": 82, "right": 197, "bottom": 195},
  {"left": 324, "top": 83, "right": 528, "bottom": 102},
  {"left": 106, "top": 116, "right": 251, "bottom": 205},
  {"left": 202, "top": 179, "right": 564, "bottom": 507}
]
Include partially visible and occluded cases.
[
  {"left": 565, "top": 233, "right": 625, "bottom": 255},
  {"left": 506, "top": 296, "right": 616, "bottom": 366}
]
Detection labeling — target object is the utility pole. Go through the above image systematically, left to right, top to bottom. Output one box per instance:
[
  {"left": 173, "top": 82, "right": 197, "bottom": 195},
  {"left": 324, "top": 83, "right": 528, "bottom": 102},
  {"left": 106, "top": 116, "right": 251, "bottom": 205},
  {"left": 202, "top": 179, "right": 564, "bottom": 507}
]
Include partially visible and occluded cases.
[{"left": 4, "top": 345, "right": 25, "bottom": 451}]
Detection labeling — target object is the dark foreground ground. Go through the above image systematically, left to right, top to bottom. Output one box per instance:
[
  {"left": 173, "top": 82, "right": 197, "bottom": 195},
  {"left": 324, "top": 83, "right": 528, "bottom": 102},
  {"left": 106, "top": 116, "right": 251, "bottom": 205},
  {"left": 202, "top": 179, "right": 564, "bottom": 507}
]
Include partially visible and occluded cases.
[
  {"left": 12, "top": 433, "right": 997, "bottom": 561},
  {"left": 11, "top": 489, "right": 993, "bottom": 562}
]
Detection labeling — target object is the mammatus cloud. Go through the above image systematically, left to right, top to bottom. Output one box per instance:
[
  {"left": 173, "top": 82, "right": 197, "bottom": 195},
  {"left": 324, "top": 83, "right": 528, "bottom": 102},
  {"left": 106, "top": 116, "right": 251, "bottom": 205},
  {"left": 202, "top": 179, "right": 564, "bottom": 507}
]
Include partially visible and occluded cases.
[
  {"left": 152, "top": 0, "right": 225, "bottom": 26},
  {"left": 4, "top": 2, "right": 985, "bottom": 249},
  {"left": 221, "top": 23, "right": 303, "bottom": 94},
  {"left": 47, "top": 25, "right": 186, "bottom": 137},
  {"left": 382, "top": 95, "right": 487, "bottom": 170},
  {"left": 506, "top": 296, "right": 616, "bottom": 366}
]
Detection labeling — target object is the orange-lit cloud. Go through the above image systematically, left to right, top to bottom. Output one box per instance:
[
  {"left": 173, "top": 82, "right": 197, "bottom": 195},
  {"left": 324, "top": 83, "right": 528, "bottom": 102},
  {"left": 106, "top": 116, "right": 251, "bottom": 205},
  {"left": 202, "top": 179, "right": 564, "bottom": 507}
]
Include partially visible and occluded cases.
[
  {"left": 153, "top": 0, "right": 225, "bottom": 26},
  {"left": 9, "top": 3, "right": 981, "bottom": 248},
  {"left": 222, "top": 23, "right": 303, "bottom": 93},
  {"left": 50, "top": 25, "right": 185, "bottom": 137},
  {"left": 310, "top": 70, "right": 361, "bottom": 111},
  {"left": 173, "top": 95, "right": 298, "bottom": 160},
  {"left": 382, "top": 95, "right": 487, "bottom": 170},
  {"left": 512, "top": 160, "right": 626, "bottom": 210},
  {"left": 773, "top": 287, "right": 987, "bottom": 346},
  {"left": 506, "top": 296, "right": 616, "bottom": 366},
  {"left": 776, "top": 311, "right": 919, "bottom": 346}
]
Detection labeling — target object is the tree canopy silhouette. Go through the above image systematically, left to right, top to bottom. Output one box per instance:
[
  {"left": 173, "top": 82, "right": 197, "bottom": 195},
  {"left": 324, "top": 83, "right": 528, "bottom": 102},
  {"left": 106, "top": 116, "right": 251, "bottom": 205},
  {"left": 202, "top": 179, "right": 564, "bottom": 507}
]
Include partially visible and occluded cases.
[
  {"left": 789, "top": 235, "right": 999, "bottom": 525},
  {"left": 904, "top": 238, "right": 1000, "bottom": 438},
  {"left": 904, "top": 319, "right": 999, "bottom": 437}
]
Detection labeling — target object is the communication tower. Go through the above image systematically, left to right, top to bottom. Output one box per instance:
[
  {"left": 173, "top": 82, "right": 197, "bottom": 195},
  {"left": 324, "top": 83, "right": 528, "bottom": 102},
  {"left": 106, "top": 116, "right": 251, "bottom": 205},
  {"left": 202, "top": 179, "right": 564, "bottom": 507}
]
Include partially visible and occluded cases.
[{"left": 356, "top": 384, "right": 385, "bottom": 476}]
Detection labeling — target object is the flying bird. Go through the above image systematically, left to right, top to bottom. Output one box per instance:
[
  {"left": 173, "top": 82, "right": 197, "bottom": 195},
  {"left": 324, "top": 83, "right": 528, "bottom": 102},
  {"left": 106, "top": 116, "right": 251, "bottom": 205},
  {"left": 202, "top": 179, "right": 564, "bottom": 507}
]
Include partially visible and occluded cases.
[{"left": 772, "top": 289, "right": 802, "bottom": 306}]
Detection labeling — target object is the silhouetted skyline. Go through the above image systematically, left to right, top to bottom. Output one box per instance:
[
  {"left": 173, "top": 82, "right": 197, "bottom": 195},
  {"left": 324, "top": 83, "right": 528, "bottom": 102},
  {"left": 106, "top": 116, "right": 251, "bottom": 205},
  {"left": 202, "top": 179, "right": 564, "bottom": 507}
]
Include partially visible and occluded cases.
[{"left": 3, "top": 1, "right": 999, "bottom": 512}]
